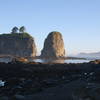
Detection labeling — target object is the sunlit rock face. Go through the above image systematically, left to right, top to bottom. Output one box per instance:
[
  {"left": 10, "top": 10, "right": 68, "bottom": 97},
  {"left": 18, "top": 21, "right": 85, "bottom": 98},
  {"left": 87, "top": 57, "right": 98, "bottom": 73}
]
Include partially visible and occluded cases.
[
  {"left": 41, "top": 31, "right": 65, "bottom": 59},
  {"left": 0, "top": 34, "right": 37, "bottom": 57}
]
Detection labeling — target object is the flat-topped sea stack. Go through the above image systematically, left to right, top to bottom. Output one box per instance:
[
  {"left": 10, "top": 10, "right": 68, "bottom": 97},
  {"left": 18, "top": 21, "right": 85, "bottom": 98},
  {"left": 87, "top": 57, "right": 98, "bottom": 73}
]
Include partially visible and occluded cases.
[
  {"left": 41, "top": 31, "right": 65, "bottom": 59},
  {"left": 0, "top": 33, "right": 37, "bottom": 57}
]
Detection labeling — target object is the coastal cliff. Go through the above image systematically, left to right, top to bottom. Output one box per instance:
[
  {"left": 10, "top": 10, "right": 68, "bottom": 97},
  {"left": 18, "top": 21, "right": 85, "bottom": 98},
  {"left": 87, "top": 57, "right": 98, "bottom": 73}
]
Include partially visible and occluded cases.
[{"left": 0, "top": 33, "right": 37, "bottom": 57}]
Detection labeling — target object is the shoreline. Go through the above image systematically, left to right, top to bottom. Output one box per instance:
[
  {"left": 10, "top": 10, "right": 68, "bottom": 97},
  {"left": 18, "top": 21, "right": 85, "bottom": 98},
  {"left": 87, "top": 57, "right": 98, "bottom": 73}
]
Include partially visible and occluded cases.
[{"left": 0, "top": 56, "right": 90, "bottom": 64}]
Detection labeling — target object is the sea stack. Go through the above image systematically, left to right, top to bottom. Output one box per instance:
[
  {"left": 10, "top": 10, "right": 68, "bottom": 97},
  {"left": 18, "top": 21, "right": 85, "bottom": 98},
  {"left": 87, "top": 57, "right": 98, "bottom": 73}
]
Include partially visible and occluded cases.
[
  {"left": 41, "top": 31, "right": 65, "bottom": 59},
  {"left": 0, "top": 33, "right": 37, "bottom": 57}
]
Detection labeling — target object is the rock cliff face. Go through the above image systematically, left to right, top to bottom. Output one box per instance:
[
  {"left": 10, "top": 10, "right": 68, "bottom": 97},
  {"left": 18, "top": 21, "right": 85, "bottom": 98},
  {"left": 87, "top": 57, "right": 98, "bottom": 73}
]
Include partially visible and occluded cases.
[
  {"left": 41, "top": 31, "right": 65, "bottom": 58},
  {"left": 0, "top": 33, "right": 37, "bottom": 57}
]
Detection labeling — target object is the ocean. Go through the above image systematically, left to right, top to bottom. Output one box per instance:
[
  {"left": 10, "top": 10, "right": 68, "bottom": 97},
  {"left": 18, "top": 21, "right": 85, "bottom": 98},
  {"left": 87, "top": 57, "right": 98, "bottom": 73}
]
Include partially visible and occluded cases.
[{"left": 0, "top": 57, "right": 90, "bottom": 64}]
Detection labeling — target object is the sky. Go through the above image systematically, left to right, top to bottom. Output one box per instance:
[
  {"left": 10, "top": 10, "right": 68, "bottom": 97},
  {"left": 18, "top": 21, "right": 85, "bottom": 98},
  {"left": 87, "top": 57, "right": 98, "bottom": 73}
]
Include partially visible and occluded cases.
[{"left": 0, "top": 0, "right": 100, "bottom": 56}]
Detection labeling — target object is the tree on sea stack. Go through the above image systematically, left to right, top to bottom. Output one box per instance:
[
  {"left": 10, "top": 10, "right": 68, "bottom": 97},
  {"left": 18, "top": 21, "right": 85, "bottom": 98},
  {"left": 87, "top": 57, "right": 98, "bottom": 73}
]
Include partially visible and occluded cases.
[
  {"left": 19, "top": 26, "right": 26, "bottom": 33},
  {"left": 11, "top": 27, "right": 19, "bottom": 33}
]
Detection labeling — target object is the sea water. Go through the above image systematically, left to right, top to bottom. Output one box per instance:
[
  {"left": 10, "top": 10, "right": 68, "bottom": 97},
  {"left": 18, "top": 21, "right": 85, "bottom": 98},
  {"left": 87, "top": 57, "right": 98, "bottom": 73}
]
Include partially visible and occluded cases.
[
  {"left": 0, "top": 57, "right": 90, "bottom": 64},
  {"left": 33, "top": 59, "right": 90, "bottom": 64},
  {"left": 0, "top": 80, "right": 5, "bottom": 87}
]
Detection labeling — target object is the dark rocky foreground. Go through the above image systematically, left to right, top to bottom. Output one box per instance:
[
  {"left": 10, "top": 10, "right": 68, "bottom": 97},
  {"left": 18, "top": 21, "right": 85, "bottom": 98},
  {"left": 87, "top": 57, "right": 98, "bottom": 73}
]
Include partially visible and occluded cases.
[{"left": 0, "top": 61, "right": 100, "bottom": 100}]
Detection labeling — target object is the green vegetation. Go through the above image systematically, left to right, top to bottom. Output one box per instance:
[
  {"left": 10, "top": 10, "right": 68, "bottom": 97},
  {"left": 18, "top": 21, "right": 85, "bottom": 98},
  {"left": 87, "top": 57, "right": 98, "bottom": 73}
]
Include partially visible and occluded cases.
[
  {"left": 0, "top": 26, "right": 33, "bottom": 39},
  {"left": 11, "top": 26, "right": 19, "bottom": 33},
  {"left": 11, "top": 26, "right": 26, "bottom": 33},
  {"left": 19, "top": 26, "right": 26, "bottom": 33},
  {"left": 0, "top": 32, "right": 32, "bottom": 39}
]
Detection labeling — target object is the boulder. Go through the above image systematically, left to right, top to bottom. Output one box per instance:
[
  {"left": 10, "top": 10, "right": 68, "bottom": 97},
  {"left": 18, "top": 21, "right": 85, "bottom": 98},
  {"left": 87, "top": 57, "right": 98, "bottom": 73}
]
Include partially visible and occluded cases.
[
  {"left": 41, "top": 31, "right": 65, "bottom": 59},
  {"left": 12, "top": 57, "right": 28, "bottom": 63},
  {"left": 90, "top": 60, "right": 100, "bottom": 64},
  {"left": 72, "top": 83, "right": 100, "bottom": 100},
  {"left": 12, "top": 94, "right": 25, "bottom": 100},
  {"left": 0, "top": 96, "right": 8, "bottom": 100}
]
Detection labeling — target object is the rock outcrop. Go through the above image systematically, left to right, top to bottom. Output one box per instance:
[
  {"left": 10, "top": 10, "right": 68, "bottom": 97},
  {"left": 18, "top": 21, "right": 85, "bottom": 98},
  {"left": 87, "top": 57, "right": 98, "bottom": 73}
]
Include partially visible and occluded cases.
[
  {"left": 41, "top": 31, "right": 65, "bottom": 58},
  {"left": 0, "top": 33, "right": 37, "bottom": 57},
  {"left": 90, "top": 60, "right": 100, "bottom": 64}
]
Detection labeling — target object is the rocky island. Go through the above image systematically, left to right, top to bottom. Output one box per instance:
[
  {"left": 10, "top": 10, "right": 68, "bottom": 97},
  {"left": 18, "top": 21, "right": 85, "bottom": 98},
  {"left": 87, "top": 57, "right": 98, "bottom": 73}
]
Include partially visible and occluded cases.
[
  {"left": 0, "top": 27, "right": 37, "bottom": 57},
  {"left": 41, "top": 31, "right": 65, "bottom": 59}
]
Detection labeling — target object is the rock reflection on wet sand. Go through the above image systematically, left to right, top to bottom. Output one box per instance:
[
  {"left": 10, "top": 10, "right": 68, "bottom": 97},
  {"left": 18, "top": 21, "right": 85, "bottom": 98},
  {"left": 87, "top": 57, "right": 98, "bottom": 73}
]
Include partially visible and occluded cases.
[
  {"left": 33, "top": 59, "right": 90, "bottom": 64},
  {"left": 42, "top": 59, "right": 65, "bottom": 63}
]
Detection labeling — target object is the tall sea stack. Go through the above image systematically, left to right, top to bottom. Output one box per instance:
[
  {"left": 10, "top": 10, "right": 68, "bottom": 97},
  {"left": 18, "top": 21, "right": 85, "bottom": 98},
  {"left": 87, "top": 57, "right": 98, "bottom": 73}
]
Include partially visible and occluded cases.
[
  {"left": 41, "top": 31, "right": 65, "bottom": 59},
  {"left": 0, "top": 33, "right": 37, "bottom": 57}
]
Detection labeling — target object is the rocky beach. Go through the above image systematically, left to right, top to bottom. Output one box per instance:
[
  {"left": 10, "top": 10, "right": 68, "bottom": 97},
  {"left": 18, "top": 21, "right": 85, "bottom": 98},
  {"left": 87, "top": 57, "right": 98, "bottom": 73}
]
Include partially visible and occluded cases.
[
  {"left": 0, "top": 0, "right": 100, "bottom": 99},
  {"left": 0, "top": 28, "right": 99, "bottom": 100},
  {"left": 0, "top": 60, "right": 100, "bottom": 100}
]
